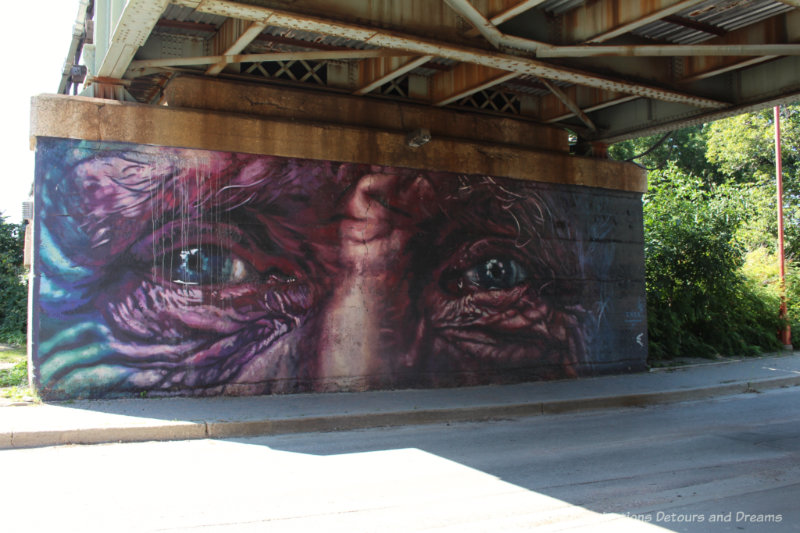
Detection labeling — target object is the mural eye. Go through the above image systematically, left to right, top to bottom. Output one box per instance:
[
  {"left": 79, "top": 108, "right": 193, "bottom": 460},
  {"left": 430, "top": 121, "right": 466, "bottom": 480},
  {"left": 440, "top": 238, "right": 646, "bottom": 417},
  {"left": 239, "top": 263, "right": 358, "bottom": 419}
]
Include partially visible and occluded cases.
[
  {"left": 172, "top": 245, "right": 252, "bottom": 285},
  {"left": 442, "top": 256, "right": 528, "bottom": 293},
  {"left": 465, "top": 257, "right": 528, "bottom": 290}
]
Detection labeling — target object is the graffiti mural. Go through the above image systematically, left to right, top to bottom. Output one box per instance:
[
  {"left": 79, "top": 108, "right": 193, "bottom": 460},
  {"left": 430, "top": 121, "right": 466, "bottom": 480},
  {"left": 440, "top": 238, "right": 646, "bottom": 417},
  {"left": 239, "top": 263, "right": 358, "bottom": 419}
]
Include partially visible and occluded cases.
[{"left": 32, "top": 138, "right": 646, "bottom": 398}]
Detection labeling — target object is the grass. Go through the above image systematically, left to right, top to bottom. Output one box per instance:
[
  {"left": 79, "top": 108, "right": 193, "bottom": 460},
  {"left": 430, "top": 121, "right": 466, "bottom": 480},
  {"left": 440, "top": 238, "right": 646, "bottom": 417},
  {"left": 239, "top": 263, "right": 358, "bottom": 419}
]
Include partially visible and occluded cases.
[
  {"left": 0, "top": 346, "right": 38, "bottom": 402},
  {"left": 0, "top": 346, "right": 25, "bottom": 365},
  {"left": 0, "top": 359, "right": 27, "bottom": 387}
]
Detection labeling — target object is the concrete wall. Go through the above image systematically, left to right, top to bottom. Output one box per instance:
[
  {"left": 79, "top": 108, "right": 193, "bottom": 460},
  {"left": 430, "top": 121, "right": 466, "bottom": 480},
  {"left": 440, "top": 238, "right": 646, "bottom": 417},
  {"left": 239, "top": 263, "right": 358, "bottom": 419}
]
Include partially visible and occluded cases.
[{"left": 29, "top": 88, "right": 646, "bottom": 399}]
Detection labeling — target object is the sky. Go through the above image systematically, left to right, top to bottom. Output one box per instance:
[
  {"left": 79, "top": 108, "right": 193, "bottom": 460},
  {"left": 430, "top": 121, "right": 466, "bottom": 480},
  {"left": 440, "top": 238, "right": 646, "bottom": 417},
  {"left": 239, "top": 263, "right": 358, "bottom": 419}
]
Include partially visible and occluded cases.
[{"left": 1, "top": 1, "right": 80, "bottom": 223}]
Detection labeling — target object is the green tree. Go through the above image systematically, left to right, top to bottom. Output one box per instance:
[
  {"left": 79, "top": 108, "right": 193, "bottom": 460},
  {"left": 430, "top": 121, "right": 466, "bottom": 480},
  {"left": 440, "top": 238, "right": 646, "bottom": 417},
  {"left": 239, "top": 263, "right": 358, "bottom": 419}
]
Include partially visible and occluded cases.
[
  {"left": 705, "top": 104, "right": 800, "bottom": 258},
  {"left": 611, "top": 105, "right": 800, "bottom": 360},
  {"left": 706, "top": 106, "right": 800, "bottom": 183},
  {"left": 608, "top": 125, "right": 718, "bottom": 180},
  {"left": 644, "top": 165, "right": 781, "bottom": 359},
  {"left": 0, "top": 215, "right": 27, "bottom": 345}
]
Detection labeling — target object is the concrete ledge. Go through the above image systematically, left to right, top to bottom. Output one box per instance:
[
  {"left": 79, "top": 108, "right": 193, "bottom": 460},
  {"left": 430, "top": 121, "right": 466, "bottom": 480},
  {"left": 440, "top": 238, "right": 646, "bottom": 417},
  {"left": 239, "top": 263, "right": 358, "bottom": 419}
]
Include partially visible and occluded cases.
[{"left": 30, "top": 94, "right": 647, "bottom": 193}]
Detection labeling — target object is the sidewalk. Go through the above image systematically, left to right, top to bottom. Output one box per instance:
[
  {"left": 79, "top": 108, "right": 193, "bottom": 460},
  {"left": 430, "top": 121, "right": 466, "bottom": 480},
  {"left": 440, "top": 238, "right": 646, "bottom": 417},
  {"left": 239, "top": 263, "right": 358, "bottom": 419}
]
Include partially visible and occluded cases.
[{"left": 2, "top": 353, "right": 800, "bottom": 450}]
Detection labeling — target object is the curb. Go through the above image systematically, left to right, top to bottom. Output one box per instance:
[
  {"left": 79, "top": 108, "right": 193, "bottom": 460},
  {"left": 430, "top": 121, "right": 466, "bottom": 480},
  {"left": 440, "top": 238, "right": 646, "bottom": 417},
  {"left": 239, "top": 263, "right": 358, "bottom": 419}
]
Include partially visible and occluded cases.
[{"left": 3, "top": 374, "right": 799, "bottom": 450}]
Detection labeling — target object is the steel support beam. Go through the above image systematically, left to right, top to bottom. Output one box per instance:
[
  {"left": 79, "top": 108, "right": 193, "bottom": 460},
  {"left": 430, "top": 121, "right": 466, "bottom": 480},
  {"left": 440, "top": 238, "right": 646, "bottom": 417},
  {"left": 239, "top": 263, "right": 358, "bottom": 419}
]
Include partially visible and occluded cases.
[
  {"left": 58, "top": 0, "right": 92, "bottom": 94},
  {"left": 96, "top": 0, "right": 169, "bottom": 78},
  {"left": 172, "top": 0, "right": 725, "bottom": 109},
  {"left": 445, "top": 0, "right": 550, "bottom": 52},
  {"left": 464, "top": 0, "right": 548, "bottom": 38},
  {"left": 484, "top": 0, "right": 548, "bottom": 26},
  {"left": 559, "top": 0, "right": 706, "bottom": 44},
  {"left": 446, "top": 1, "right": 800, "bottom": 59},
  {"left": 545, "top": 10, "right": 800, "bottom": 106},
  {"left": 678, "top": 11, "right": 800, "bottom": 80},
  {"left": 663, "top": 15, "right": 726, "bottom": 37},
  {"left": 206, "top": 19, "right": 267, "bottom": 75},
  {"left": 537, "top": 43, "right": 800, "bottom": 57},
  {"left": 128, "top": 50, "right": 407, "bottom": 70},
  {"left": 354, "top": 55, "right": 433, "bottom": 95},
  {"left": 589, "top": 56, "right": 800, "bottom": 142},
  {"left": 681, "top": 56, "right": 777, "bottom": 82},
  {"left": 431, "top": 63, "right": 517, "bottom": 106},
  {"left": 538, "top": 79, "right": 597, "bottom": 131},
  {"left": 535, "top": 84, "right": 636, "bottom": 123},
  {"left": 545, "top": 95, "right": 640, "bottom": 124}
]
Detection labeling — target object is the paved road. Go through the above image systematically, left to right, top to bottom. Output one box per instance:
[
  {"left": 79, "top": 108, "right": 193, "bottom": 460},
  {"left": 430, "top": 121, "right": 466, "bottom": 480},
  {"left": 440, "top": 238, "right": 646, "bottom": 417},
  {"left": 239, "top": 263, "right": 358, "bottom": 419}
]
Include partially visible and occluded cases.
[{"left": 4, "top": 386, "right": 800, "bottom": 532}]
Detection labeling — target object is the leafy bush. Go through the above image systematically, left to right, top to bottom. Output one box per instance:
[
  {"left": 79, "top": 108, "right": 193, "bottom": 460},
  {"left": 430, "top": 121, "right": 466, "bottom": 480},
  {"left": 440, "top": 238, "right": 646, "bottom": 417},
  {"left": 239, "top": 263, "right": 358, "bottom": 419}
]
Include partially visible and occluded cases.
[{"left": 644, "top": 165, "right": 781, "bottom": 360}]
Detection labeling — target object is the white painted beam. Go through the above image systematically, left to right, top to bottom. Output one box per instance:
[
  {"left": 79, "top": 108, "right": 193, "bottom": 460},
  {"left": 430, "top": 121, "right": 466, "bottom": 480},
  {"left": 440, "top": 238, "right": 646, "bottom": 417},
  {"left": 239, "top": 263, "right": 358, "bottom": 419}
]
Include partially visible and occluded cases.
[
  {"left": 96, "top": 0, "right": 170, "bottom": 79},
  {"left": 445, "top": 0, "right": 550, "bottom": 52},
  {"left": 464, "top": 0, "right": 548, "bottom": 38},
  {"left": 206, "top": 20, "right": 267, "bottom": 76},
  {"left": 128, "top": 49, "right": 410, "bottom": 70},
  {"left": 354, "top": 55, "right": 433, "bottom": 95},
  {"left": 433, "top": 70, "right": 518, "bottom": 106}
]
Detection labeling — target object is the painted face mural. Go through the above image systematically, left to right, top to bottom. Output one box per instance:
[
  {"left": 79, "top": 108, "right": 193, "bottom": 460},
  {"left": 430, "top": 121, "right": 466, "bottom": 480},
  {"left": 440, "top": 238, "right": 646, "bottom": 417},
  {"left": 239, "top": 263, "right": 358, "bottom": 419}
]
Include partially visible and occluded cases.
[{"left": 33, "top": 138, "right": 646, "bottom": 398}]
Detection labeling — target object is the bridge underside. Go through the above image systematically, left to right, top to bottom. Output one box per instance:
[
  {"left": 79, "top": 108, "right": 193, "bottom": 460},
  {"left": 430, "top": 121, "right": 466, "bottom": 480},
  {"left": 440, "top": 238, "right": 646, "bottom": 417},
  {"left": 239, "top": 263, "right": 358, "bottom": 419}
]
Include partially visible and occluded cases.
[{"left": 59, "top": 0, "right": 800, "bottom": 147}]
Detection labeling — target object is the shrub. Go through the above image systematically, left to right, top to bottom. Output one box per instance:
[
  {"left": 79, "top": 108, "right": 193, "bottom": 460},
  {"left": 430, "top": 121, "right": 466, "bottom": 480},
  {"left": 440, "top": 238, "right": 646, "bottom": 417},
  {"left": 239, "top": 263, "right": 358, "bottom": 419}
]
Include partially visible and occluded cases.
[{"left": 645, "top": 165, "right": 781, "bottom": 359}]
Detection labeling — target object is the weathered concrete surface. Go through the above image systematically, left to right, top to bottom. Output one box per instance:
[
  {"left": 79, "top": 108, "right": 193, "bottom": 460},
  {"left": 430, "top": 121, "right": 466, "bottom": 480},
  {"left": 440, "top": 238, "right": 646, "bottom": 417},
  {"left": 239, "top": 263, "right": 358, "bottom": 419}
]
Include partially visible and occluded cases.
[
  {"left": 29, "top": 94, "right": 646, "bottom": 192},
  {"left": 2, "top": 353, "right": 799, "bottom": 449},
  {"left": 1, "top": 375, "right": 800, "bottom": 531}
]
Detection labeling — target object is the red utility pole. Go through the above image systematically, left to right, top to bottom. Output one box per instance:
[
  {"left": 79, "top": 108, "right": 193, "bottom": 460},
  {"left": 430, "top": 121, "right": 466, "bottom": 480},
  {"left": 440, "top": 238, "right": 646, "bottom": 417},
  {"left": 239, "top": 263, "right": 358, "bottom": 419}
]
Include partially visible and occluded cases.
[{"left": 775, "top": 105, "right": 792, "bottom": 348}]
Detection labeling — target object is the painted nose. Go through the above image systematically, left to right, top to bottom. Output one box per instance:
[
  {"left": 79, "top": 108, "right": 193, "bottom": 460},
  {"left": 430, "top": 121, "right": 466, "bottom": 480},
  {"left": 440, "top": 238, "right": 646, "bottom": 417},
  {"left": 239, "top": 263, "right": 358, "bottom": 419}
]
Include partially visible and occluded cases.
[{"left": 315, "top": 172, "right": 436, "bottom": 390}]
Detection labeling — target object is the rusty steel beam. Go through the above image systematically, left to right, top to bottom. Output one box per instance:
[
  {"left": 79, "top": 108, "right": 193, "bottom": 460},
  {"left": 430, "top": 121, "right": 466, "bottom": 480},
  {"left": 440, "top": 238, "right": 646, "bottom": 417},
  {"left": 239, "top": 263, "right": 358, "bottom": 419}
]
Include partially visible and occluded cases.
[
  {"left": 171, "top": 0, "right": 725, "bottom": 109},
  {"left": 174, "top": 0, "right": 464, "bottom": 43},
  {"left": 445, "top": 0, "right": 550, "bottom": 52},
  {"left": 450, "top": 0, "right": 800, "bottom": 58},
  {"left": 464, "top": 0, "right": 548, "bottom": 37},
  {"left": 483, "top": 0, "right": 548, "bottom": 26},
  {"left": 559, "top": 0, "right": 706, "bottom": 44},
  {"left": 678, "top": 10, "right": 800, "bottom": 81},
  {"left": 663, "top": 15, "right": 726, "bottom": 37},
  {"left": 156, "top": 18, "right": 358, "bottom": 51},
  {"left": 206, "top": 19, "right": 267, "bottom": 75},
  {"left": 537, "top": 43, "right": 800, "bottom": 57},
  {"left": 128, "top": 49, "right": 406, "bottom": 69},
  {"left": 354, "top": 55, "right": 433, "bottom": 95},
  {"left": 682, "top": 56, "right": 777, "bottom": 82},
  {"left": 431, "top": 63, "right": 518, "bottom": 106},
  {"left": 538, "top": 78, "right": 597, "bottom": 131},
  {"left": 535, "top": 85, "right": 634, "bottom": 122},
  {"left": 539, "top": 93, "right": 638, "bottom": 124}
]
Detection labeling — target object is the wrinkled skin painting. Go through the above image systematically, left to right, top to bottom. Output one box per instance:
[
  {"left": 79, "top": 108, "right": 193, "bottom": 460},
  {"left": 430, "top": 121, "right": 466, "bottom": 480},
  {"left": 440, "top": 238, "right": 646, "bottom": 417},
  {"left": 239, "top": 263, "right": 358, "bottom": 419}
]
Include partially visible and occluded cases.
[{"left": 32, "top": 138, "right": 647, "bottom": 398}]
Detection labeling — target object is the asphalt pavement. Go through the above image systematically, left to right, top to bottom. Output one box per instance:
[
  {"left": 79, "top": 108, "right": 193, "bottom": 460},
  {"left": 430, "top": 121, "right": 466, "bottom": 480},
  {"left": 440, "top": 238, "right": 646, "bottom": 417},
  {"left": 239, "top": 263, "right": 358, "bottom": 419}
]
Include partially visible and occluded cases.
[{"left": 2, "top": 352, "right": 800, "bottom": 449}]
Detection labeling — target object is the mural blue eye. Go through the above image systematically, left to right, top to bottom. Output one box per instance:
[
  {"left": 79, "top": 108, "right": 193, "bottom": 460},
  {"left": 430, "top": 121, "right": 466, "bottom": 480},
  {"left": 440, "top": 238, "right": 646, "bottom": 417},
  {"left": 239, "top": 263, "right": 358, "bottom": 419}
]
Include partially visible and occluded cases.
[
  {"left": 172, "top": 245, "right": 249, "bottom": 285},
  {"left": 442, "top": 256, "right": 529, "bottom": 294},
  {"left": 464, "top": 257, "right": 528, "bottom": 290}
]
